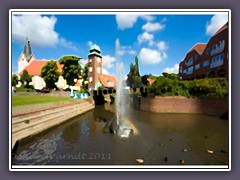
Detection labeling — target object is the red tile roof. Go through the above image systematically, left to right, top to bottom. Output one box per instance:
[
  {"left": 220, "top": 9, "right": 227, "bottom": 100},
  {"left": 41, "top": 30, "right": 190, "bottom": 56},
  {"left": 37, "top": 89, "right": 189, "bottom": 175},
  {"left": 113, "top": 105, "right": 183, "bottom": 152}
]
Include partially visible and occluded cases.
[
  {"left": 213, "top": 22, "right": 228, "bottom": 37},
  {"left": 189, "top": 43, "right": 207, "bottom": 55},
  {"left": 19, "top": 60, "right": 63, "bottom": 76},
  {"left": 19, "top": 60, "right": 48, "bottom": 76},
  {"left": 99, "top": 74, "right": 117, "bottom": 88},
  {"left": 147, "top": 78, "right": 155, "bottom": 85},
  {"left": 75, "top": 80, "right": 82, "bottom": 87}
]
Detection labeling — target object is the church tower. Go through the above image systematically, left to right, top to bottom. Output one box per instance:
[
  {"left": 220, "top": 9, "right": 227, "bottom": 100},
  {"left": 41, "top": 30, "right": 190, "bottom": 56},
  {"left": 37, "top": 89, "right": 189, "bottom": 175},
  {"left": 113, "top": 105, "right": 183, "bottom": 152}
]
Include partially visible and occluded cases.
[
  {"left": 18, "top": 37, "right": 35, "bottom": 73},
  {"left": 88, "top": 44, "right": 102, "bottom": 90}
]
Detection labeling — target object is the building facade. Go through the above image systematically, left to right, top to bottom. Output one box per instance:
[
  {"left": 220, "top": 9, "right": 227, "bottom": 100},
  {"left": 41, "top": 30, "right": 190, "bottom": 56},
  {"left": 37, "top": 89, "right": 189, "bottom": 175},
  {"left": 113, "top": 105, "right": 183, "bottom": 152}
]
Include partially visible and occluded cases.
[
  {"left": 179, "top": 22, "right": 229, "bottom": 80},
  {"left": 17, "top": 38, "right": 80, "bottom": 90},
  {"left": 17, "top": 39, "right": 117, "bottom": 91},
  {"left": 87, "top": 44, "right": 116, "bottom": 90}
]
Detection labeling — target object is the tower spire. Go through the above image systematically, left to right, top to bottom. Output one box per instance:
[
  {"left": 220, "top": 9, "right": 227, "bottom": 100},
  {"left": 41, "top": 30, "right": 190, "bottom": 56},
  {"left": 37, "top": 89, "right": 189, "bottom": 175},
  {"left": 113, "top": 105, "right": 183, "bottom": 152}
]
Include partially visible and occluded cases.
[{"left": 23, "top": 37, "right": 33, "bottom": 62}]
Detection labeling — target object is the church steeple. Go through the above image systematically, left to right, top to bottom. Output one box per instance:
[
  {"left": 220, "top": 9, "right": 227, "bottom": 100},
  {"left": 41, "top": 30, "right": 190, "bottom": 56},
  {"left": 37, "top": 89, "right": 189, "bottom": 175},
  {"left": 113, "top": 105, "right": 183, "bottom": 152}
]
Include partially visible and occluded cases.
[{"left": 23, "top": 37, "right": 33, "bottom": 62}]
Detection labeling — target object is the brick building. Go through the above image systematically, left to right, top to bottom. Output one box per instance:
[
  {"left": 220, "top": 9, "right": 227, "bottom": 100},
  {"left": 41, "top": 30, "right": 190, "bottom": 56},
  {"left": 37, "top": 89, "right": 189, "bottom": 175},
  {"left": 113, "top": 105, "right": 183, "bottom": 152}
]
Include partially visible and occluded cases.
[
  {"left": 179, "top": 22, "right": 229, "bottom": 80},
  {"left": 88, "top": 44, "right": 116, "bottom": 90}
]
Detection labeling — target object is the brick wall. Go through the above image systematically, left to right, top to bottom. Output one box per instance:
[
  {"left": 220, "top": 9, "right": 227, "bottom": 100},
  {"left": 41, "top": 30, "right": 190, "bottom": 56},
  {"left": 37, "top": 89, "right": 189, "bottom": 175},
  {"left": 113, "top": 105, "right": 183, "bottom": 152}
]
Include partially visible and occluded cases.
[{"left": 133, "top": 96, "right": 228, "bottom": 116}]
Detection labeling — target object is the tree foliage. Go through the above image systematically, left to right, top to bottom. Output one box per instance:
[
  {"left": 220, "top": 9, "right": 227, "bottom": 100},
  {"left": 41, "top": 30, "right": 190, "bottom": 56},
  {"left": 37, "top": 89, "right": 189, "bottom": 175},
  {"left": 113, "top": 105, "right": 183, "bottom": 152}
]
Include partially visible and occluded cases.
[
  {"left": 59, "top": 55, "right": 82, "bottom": 86},
  {"left": 126, "top": 56, "right": 143, "bottom": 88},
  {"left": 41, "top": 60, "right": 60, "bottom": 89},
  {"left": 81, "top": 63, "right": 88, "bottom": 91},
  {"left": 20, "top": 70, "right": 32, "bottom": 89},
  {"left": 12, "top": 74, "right": 19, "bottom": 87},
  {"left": 146, "top": 76, "right": 228, "bottom": 98}
]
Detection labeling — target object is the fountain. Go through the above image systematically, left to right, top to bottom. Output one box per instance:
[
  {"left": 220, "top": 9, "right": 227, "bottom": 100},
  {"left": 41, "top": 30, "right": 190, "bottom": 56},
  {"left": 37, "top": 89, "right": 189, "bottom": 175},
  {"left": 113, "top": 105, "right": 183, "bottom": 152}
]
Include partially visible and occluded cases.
[{"left": 115, "top": 39, "right": 137, "bottom": 137}]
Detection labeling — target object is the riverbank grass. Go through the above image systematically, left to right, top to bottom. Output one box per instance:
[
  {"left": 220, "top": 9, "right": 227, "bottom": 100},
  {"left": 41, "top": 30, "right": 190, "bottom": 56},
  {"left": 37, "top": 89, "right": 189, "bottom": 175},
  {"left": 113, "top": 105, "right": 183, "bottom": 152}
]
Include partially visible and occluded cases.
[{"left": 12, "top": 94, "right": 73, "bottom": 107}]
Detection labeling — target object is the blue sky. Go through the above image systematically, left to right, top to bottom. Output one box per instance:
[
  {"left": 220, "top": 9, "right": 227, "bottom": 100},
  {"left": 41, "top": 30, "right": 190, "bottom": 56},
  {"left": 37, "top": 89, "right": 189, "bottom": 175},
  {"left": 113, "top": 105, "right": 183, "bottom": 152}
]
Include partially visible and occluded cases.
[{"left": 11, "top": 11, "right": 229, "bottom": 77}]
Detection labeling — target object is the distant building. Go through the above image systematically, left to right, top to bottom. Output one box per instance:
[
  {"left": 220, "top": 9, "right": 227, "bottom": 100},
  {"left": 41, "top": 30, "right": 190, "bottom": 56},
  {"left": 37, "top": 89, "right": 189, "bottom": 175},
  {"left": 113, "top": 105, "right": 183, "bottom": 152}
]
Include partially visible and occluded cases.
[
  {"left": 179, "top": 22, "right": 229, "bottom": 80},
  {"left": 17, "top": 38, "right": 81, "bottom": 90},
  {"left": 17, "top": 38, "right": 117, "bottom": 91},
  {"left": 87, "top": 44, "right": 117, "bottom": 90}
]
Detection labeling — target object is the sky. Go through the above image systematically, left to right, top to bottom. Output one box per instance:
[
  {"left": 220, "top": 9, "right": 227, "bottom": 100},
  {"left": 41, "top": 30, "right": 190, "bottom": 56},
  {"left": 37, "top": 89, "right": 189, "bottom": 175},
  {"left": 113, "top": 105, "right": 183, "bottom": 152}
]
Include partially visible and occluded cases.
[{"left": 11, "top": 11, "right": 229, "bottom": 78}]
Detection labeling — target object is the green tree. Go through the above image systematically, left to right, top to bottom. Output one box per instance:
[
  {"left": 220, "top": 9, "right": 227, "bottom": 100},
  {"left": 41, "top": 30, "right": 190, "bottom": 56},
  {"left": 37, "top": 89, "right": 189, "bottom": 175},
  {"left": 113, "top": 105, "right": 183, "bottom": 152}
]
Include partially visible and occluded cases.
[
  {"left": 59, "top": 55, "right": 82, "bottom": 86},
  {"left": 126, "top": 56, "right": 143, "bottom": 88},
  {"left": 41, "top": 60, "right": 60, "bottom": 89},
  {"left": 81, "top": 63, "right": 88, "bottom": 91},
  {"left": 20, "top": 70, "right": 32, "bottom": 89},
  {"left": 12, "top": 74, "right": 19, "bottom": 87}
]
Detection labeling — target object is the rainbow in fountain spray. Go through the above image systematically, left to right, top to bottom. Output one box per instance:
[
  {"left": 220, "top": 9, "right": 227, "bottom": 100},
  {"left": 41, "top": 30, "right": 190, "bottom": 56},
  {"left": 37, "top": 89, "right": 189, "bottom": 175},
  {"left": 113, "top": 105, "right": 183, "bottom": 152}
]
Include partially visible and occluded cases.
[{"left": 115, "top": 39, "right": 138, "bottom": 138}]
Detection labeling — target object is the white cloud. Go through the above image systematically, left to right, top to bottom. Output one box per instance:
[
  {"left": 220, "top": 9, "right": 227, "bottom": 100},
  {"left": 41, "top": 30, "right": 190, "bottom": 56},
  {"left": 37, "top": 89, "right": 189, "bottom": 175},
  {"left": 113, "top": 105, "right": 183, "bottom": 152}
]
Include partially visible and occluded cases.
[
  {"left": 206, "top": 14, "right": 228, "bottom": 36},
  {"left": 12, "top": 15, "right": 78, "bottom": 51},
  {"left": 116, "top": 15, "right": 155, "bottom": 30},
  {"left": 116, "top": 15, "right": 139, "bottom": 30},
  {"left": 141, "top": 15, "right": 155, "bottom": 22},
  {"left": 142, "top": 22, "right": 165, "bottom": 32},
  {"left": 138, "top": 32, "right": 154, "bottom": 45},
  {"left": 59, "top": 38, "right": 78, "bottom": 51},
  {"left": 115, "top": 38, "right": 125, "bottom": 56},
  {"left": 87, "top": 41, "right": 93, "bottom": 47},
  {"left": 157, "top": 41, "right": 168, "bottom": 51},
  {"left": 139, "top": 48, "right": 166, "bottom": 65},
  {"left": 128, "top": 50, "right": 136, "bottom": 55},
  {"left": 102, "top": 55, "right": 116, "bottom": 69},
  {"left": 79, "top": 59, "right": 88, "bottom": 67},
  {"left": 163, "top": 64, "right": 179, "bottom": 74},
  {"left": 102, "top": 67, "right": 110, "bottom": 75}
]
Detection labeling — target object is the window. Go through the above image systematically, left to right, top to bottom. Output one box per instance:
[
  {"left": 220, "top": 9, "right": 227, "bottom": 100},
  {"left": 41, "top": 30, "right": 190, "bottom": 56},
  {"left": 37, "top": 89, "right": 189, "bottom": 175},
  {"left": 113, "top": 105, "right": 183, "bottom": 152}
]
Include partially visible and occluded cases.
[
  {"left": 206, "top": 48, "right": 211, "bottom": 55},
  {"left": 220, "top": 53, "right": 224, "bottom": 60},
  {"left": 195, "top": 54, "right": 198, "bottom": 60},
  {"left": 97, "top": 57, "right": 101, "bottom": 63},
  {"left": 185, "top": 57, "right": 193, "bottom": 66},
  {"left": 203, "top": 60, "right": 209, "bottom": 67},
  {"left": 195, "top": 63, "right": 200, "bottom": 70},
  {"left": 187, "top": 66, "right": 193, "bottom": 74},
  {"left": 89, "top": 67, "right": 92, "bottom": 72},
  {"left": 97, "top": 67, "right": 101, "bottom": 74},
  {"left": 89, "top": 77, "right": 92, "bottom": 83}
]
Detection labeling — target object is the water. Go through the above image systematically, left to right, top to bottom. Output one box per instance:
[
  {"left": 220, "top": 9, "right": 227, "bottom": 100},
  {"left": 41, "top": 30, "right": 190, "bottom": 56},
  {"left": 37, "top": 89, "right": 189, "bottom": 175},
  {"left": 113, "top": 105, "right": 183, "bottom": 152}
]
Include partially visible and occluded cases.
[{"left": 12, "top": 103, "right": 229, "bottom": 165}]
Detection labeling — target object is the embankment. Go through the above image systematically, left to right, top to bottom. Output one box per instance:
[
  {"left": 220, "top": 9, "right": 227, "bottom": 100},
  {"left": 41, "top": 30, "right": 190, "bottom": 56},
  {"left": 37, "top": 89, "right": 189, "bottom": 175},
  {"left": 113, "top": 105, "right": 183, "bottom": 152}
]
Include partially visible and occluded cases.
[
  {"left": 133, "top": 96, "right": 228, "bottom": 116},
  {"left": 12, "top": 98, "right": 95, "bottom": 151}
]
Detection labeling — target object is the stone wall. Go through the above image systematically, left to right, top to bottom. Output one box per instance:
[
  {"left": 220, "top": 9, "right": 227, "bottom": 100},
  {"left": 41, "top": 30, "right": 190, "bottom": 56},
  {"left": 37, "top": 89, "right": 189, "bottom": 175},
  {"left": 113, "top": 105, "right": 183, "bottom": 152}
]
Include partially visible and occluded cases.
[{"left": 133, "top": 96, "right": 228, "bottom": 116}]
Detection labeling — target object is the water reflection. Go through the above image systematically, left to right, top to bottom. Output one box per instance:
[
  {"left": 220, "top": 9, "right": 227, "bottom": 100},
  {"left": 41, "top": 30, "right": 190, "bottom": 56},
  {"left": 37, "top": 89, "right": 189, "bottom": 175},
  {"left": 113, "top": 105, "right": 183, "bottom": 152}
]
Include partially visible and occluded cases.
[{"left": 12, "top": 103, "right": 229, "bottom": 165}]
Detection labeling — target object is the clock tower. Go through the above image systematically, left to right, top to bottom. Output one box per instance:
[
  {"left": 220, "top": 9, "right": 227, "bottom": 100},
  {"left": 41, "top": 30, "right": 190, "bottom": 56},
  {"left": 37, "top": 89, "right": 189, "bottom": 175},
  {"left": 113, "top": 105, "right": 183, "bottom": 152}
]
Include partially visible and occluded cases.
[{"left": 88, "top": 44, "right": 103, "bottom": 90}]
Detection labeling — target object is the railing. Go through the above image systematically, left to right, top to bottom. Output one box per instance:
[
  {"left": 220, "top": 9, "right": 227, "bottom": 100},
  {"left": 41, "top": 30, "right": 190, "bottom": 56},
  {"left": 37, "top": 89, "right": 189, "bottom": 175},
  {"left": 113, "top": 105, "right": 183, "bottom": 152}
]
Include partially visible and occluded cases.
[
  {"left": 211, "top": 41, "right": 225, "bottom": 56},
  {"left": 210, "top": 60, "right": 224, "bottom": 69},
  {"left": 186, "top": 71, "right": 193, "bottom": 75}
]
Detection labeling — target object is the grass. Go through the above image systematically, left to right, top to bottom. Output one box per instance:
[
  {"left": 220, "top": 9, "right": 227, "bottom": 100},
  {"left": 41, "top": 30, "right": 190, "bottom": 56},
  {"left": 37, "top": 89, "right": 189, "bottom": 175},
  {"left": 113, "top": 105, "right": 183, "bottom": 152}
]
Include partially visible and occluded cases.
[{"left": 12, "top": 94, "right": 74, "bottom": 107}]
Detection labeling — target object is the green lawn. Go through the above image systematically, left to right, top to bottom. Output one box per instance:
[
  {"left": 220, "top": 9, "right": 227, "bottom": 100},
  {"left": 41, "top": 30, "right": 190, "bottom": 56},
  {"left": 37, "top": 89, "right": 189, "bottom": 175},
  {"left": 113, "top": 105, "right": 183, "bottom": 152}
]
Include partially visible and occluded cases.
[{"left": 12, "top": 94, "right": 73, "bottom": 107}]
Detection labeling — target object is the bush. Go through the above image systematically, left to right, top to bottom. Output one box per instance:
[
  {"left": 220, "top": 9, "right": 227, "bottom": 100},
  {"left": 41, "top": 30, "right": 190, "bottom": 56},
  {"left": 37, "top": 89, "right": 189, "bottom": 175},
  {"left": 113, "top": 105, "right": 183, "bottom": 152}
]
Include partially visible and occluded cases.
[{"left": 145, "top": 77, "right": 228, "bottom": 98}]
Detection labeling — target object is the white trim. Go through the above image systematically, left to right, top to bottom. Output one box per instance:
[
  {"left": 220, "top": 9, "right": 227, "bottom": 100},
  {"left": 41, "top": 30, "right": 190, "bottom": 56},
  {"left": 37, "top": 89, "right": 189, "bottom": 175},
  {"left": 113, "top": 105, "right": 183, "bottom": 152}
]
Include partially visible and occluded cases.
[{"left": 9, "top": 9, "right": 231, "bottom": 172}]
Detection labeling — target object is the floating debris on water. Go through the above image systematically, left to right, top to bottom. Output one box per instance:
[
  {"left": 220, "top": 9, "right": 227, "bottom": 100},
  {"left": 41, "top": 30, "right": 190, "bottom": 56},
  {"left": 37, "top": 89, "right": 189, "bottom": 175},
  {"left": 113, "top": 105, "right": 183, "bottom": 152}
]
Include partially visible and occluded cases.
[
  {"left": 204, "top": 136, "right": 209, "bottom": 138},
  {"left": 170, "top": 138, "right": 175, "bottom": 142},
  {"left": 158, "top": 143, "right": 164, "bottom": 146},
  {"left": 183, "top": 149, "right": 188, "bottom": 152},
  {"left": 221, "top": 149, "right": 228, "bottom": 154},
  {"left": 207, "top": 150, "right": 214, "bottom": 154},
  {"left": 164, "top": 157, "right": 168, "bottom": 162},
  {"left": 136, "top": 158, "right": 144, "bottom": 164},
  {"left": 179, "top": 160, "right": 185, "bottom": 164}
]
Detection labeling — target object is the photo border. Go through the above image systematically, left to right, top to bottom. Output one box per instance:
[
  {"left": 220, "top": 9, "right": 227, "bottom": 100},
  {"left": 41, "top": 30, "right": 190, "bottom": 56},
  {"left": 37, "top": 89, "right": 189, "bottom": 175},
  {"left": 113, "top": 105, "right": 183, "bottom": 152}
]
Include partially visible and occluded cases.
[{"left": 9, "top": 9, "right": 231, "bottom": 171}]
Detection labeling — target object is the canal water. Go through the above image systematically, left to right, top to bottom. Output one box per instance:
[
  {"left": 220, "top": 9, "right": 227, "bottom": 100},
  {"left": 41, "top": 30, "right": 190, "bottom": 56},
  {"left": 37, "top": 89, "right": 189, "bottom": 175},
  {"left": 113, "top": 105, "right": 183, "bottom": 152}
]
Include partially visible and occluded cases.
[{"left": 12, "top": 102, "right": 229, "bottom": 166}]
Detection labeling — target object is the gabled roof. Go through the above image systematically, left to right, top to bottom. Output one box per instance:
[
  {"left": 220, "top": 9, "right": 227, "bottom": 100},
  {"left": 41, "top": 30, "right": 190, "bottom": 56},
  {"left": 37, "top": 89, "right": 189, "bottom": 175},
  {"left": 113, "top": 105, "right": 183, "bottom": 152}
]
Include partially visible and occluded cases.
[
  {"left": 212, "top": 22, "right": 228, "bottom": 37},
  {"left": 188, "top": 43, "right": 207, "bottom": 55},
  {"left": 19, "top": 60, "right": 63, "bottom": 76},
  {"left": 99, "top": 74, "right": 117, "bottom": 88},
  {"left": 147, "top": 78, "right": 155, "bottom": 85}
]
